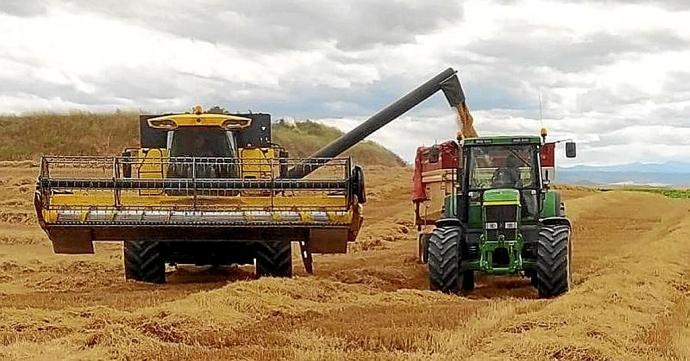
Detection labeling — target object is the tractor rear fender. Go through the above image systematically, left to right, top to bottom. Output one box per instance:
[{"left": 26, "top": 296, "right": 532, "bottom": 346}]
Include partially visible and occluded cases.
[
  {"left": 542, "top": 190, "right": 564, "bottom": 217},
  {"left": 540, "top": 217, "right": 571, "bottom": 229}
]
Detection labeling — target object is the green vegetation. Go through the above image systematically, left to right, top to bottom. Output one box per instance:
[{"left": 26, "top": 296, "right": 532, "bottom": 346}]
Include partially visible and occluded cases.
[
  {"left": 0, "top": 112, "right": 405, "bottom": 166},
  {"left": 0, "top": 112, "right": 138, "bottom": 160},
  {"left": 630, "top": 188, "right": 690, "bottom": 199}
]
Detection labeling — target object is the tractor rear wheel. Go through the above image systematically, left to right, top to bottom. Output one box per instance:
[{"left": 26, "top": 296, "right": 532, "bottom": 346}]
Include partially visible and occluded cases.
[
  {"left": 535, "top": 225, "right": 571, "bottom": 298},
  {"left": 428, "top": 226, "right": 472, "bottom": 293},
  {"left": 124, "top": 241, "right": 166, "bottom": 284},
  {"left": 255, "top": 241, "right": 293, "bottom": 277}
]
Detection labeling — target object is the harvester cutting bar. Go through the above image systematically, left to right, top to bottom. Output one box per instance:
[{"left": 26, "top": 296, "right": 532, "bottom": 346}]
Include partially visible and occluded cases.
[
  {"left": 37, "top": 155, "right": 355, "bottom": 214},
  {"left": 39, "top": 156, "right": 349, "bottom": 188},
  {"left": 40, "top": 178, "right": 347, "bottom": 190}
]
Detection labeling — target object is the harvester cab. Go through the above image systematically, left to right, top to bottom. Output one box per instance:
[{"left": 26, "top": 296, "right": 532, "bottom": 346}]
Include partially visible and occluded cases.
[
  {"left": 35, "top": 67, "right": 470, "bottom": 283},
  {"left": 135, "top": 107, "right": 281, "bottom": 180},
  {"left": 415, "top": 132, "right": 577, "bottom": 298}
]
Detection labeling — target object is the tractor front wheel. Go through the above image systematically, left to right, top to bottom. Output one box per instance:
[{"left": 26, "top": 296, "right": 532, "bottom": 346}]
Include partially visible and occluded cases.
[
  {"left": 535, "top": 225, "right": 572, "bottom": 298},
  {"left": 427, "top": 226, "right": 473, "bottom": 293},
  {"left": 124, "top": 241, "right": 166, "bottom": 284},
  {"left": 255, "top": 241, "right": 293, "bottom": 277}
]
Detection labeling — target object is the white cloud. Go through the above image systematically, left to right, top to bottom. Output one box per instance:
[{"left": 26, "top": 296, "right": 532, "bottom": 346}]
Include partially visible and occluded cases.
[{"left": 0, "top": 0, "right": 689, "bottom": 166}]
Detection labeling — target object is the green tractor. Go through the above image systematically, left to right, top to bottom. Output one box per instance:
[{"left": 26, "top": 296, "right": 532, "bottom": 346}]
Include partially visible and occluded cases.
[{"left": 418, "top": 134, "right": 576, "bottom": 298}]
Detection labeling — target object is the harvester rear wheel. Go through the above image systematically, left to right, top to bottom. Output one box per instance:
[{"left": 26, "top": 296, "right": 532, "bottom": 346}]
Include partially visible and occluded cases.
[
  {"left": 536, "top": 225, "right": 571, "bottom": 298},
  {"left": 428, "top": 226, "right": 472, "bottom": 293},
  {"left": 124, "top": 241, "right": 165, "bottom": 284},
  {"left": 255, "top": 241, "right": 293, "bottom": 277}
]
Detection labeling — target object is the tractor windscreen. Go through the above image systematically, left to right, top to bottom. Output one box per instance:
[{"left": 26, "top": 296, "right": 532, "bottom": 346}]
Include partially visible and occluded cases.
[
  {"left": 169, "top": 127, "right": 237, "bottom": 158},
  {"left": 468, "top": 145, "right": 539, "bottom": 190}
]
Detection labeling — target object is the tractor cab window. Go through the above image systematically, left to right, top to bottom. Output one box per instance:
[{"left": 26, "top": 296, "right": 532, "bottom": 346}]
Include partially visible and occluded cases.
[
  {"left": 169, "top": 127, "right": 237, "bottom": 158},
  {"left": 468, "top": 145, "right": 538, "bottom": 190}
]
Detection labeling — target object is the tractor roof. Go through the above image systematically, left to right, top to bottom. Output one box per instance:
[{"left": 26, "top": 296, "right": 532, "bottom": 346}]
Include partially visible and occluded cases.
[{"left": 462, "top": 135, "right": 541, "bottom": 146}]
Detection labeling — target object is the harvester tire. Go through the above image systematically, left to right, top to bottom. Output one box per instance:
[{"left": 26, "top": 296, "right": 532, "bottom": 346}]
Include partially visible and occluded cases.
[
  {"left": 536, "top": 225, "right": 571, "bottom": 298},
  {"left": 428, "top": 226, "right": 472, "bottom": 293},
  {"left": 124, "top": 241, "right": 165, "bottom": 284},
  {"left": 256, "top": 241, "right": 293, "bottom": 277}
]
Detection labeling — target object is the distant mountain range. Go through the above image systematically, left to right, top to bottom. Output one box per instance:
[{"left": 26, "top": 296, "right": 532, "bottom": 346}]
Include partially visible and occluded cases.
[{"left": 557, "top": 162, "right": 690, "bottom": 187}]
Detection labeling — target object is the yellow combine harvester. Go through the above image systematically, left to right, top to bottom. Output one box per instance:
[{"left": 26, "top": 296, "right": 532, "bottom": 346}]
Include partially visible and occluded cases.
[{"left": 35, "top": 68, "right": 468, "bottom": 283}]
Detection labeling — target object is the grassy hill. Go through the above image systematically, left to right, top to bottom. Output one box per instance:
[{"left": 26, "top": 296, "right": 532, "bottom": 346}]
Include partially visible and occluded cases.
[{"left": 0, "top": 112, "right": 405, "bottom": 166}]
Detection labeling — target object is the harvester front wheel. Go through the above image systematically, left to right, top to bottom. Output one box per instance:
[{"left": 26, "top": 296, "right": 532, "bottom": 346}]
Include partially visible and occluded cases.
[
  {"left": 536, "top": 225, "right": 571, "bottom": 298},
  {"left": 428, "top": 226, "right": 472, "bottom": 293},
  {"left": 124, "top": 241, "right": 165, "bottom": 284},
  {"left": 255, "top": 241, "right": 293, "bottom": 277}
]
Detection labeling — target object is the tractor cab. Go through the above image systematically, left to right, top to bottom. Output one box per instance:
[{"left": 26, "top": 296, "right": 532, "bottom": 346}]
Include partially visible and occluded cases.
[
  {"left": 462, "top": 136, "right": 543, "bottom": 220},
  {"left": 466, "top": 142, "right": 539, "bottom": 190}
]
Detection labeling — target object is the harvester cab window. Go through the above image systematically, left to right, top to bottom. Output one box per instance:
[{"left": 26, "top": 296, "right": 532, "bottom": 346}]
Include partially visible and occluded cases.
[
  {"left": 169, "top": 127, "right": 237, "bottom": 158},
  {"left": 468, "top": 145, "right": 537, "bottom": 190}
]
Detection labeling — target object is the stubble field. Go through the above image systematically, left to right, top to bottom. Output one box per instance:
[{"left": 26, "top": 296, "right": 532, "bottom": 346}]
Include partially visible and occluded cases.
[{"left": 0, "top": 162, "right": 689, "bottom": 360}]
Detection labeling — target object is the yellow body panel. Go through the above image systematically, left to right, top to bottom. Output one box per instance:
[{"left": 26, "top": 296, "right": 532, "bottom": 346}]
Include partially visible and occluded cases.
[
  {"left": 137, "top": 148, "right": 168, "bottom": 195},
  {"left": 240, "top": 148, "right": 279, "bottom": 179}
]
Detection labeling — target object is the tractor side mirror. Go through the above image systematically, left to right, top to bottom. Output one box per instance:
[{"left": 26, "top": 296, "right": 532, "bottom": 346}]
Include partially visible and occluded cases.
[{"left": 565, "top": 142, "right": 577, "bottom": 158}]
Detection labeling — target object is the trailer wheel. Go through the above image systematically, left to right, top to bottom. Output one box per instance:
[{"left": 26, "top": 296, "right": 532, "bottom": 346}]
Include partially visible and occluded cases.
[
  {"left": 351, "top": 165, "right": 366, "bottom": 204},
  {"left": 535, "top": 225, "right": 571, "bottom": 298},
  {"left": 428, "top": 226, "right": 471, "bottom": 293},
  {"left": 418, "top": 233, "right": 431, "bottom": 263},
  {"left": 124, "top": 241, "right": 165, "bottom": 284},
  {"left": 256, "top": 241, "right": 293, "bottom": 277},
  {"left": 462, "top": 270, "right": 475, "bottom": 291}
]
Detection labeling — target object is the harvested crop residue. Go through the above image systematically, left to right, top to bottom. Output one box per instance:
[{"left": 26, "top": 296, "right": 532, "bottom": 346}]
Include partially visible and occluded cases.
[{"left": 1, "top": 164, "right": 689, "bottom": 360}]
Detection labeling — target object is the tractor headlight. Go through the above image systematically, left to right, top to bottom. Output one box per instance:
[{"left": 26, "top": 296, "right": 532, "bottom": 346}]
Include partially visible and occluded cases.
[
  {"left": 485, "top": 222, "right": 498, "bottom": 230},
  {"left": 504, "top": 222, "right": 517, "bottom": 229}
]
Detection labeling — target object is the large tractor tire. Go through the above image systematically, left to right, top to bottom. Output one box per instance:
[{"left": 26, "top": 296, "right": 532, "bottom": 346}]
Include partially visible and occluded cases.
[
  {"left": 535, "top": 225, "right": 572, "bottom": 298},
  {"left": 427, "top": 226, "right": 474, "bottom": 293},
  {"left": 124, "top": 241, "right": 166, "bottom": 284},
  {"left": 255, "top": 241, "right": 293, "bottom": 277}
]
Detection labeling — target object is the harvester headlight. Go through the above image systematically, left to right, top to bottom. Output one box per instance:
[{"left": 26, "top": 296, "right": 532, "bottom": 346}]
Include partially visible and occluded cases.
[
  {"left": 221, "top": 118, "right": 251, "bottom": 130},
  {"left": 148, "top": 119, "right": 178, "bottom": 129},
  {"left": 485, "top": 222, "right": 498, "bottom": 230},
  {"left": 504, "top": 222, "right": 517, "bottom": 229}
]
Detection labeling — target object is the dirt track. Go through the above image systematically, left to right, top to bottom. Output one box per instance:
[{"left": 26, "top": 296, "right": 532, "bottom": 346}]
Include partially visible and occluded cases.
[{"left": 1, "top": 163, "right": 689, "bottom": 360}]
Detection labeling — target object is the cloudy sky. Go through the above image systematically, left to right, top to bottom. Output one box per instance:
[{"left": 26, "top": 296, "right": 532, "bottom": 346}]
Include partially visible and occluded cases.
[{"left": 1, "top": 0, "right": 689, "bottom": 165}]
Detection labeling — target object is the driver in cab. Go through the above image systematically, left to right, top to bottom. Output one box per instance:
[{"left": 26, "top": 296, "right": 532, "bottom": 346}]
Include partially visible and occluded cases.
[{"left": 492, "top": 153, "right": 522, "bottom": 188}]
